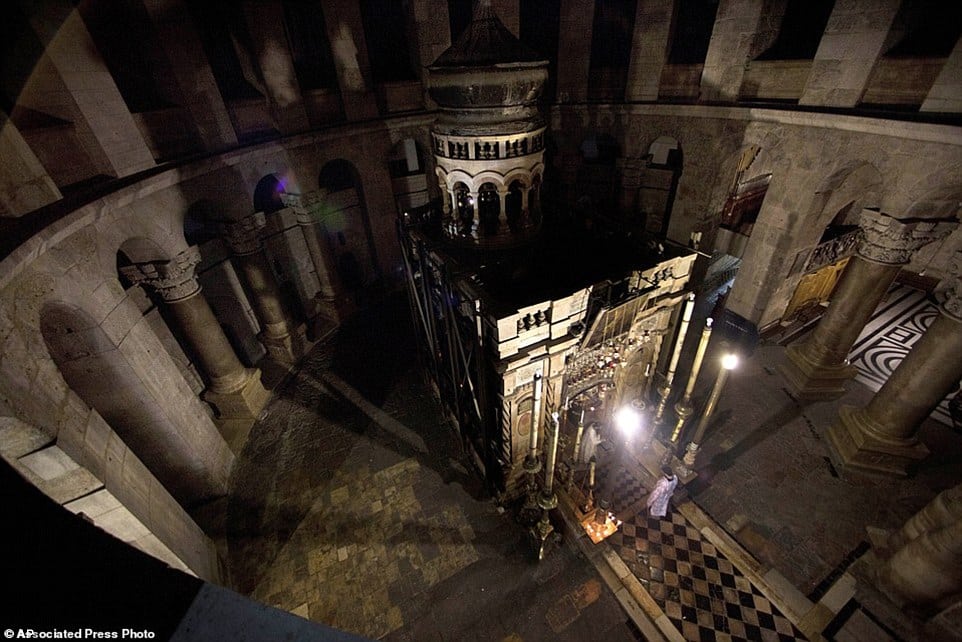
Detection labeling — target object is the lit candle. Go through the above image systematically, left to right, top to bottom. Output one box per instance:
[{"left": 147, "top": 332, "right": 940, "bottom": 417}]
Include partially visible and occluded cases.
[{"left": 588, "top": 460, "right": 595, "bottom": 487}]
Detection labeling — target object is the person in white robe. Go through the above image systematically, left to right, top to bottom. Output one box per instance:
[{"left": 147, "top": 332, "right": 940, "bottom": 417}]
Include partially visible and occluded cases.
[
  {"left": 578, "top": 422, "right": 603, "bottom": 464},
  {"left": 646, "top": 466, "right": 678, "bottom": 518}
]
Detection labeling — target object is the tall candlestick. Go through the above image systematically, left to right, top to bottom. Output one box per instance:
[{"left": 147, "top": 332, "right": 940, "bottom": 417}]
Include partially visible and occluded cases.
[
  {"left": 656, "top": 293, "right": 695, "bottom": 423},
  {"left": 666, "top": 293, "right": 695, "bottom": 385},
  {"left": 671, "top": 318, "right": 713, "bottom": 442},
  {"left": 529, "top": 372, "right": 543, "bottom": 456},
  {"left": 544, "top": 412, "right": 560, "bottom": 495}
]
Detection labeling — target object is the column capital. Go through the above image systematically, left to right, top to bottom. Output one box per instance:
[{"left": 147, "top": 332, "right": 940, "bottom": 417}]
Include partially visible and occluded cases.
[
  {"left": 282, "top": 190, "right": 327, "bottom": 226},
  {"left": 858, "top": 209, "right": 957, "bottom": 265},
  {"left": 219, "top": 212, "right": 267, "bottom": 256},
  {"left": 121, "top": 247, "right": 202, "bottom": 302},
  {"left": 941, "top": 250, "right": 962, "bottom": 321}
]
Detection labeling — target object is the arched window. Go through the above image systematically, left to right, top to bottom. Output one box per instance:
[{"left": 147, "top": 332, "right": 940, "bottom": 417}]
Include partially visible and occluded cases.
[
  {"left": 253, "top": 174, "right": 285, "bottom": 214},
  {"left": 454, "top": 182, "right": 473, "bottom": 233},
  {"left": 478, "top": 183, "right": 500, "bottom": 235}
]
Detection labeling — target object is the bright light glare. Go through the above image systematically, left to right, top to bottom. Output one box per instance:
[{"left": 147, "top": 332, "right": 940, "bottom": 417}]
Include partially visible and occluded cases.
[
  {"left": 721, "top": 353, "right": 739, "bottom": 370},
  {"left": 614, "top": 405, "right": 643, "bottom": 435}
]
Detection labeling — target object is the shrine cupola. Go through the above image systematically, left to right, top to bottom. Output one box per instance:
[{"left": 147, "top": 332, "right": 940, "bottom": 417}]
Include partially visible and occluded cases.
[{"left": 428, "top": 0, "right": 549, "bottom": 249}]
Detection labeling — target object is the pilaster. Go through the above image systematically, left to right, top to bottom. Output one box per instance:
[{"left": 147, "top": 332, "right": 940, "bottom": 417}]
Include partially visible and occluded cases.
[
  {"left": 140, "top": 0, "right": 238, "bottom": 150},
  {"left": 241, "top": 0, "right": 311, "bottom": 135},
  {"left": 322, "top": 0, "right": 379, "bottom": 121},
  {"left": 556, "top": 0, "right": 594, "bottom": 102},
  {"left": 625, "top": 0, "right": 674, "bottom": 102},
  {"left": 800, "top": 0, "right": 901, "bottom": 108},
  {"left": 921, "top": 38, "right": 962, "bottom": 113},
  {"left": 283, "top": 191, "right": 346, "bottom": 321}
]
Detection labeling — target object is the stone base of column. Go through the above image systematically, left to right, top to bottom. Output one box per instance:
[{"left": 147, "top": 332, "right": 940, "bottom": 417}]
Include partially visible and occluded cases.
[
  {"left": 259, "top": 323, "right": 309, "bottom": 366},
  {"left": 780, "top": 344, "right": 857, "bottom": 400},
  {"left": 204, "top": 368, "right": 271, "bottom": 452},
  {"left": 826, "top": 405, "right": 929, "bottom": 477}
]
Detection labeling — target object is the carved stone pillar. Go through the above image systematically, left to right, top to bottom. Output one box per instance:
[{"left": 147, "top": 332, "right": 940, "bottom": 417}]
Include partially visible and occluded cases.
[
  {"left": 283, "top": 191, "right": 343, "bottom": 319},
  {"left": 782, "top": 210, "right": 956, "bottom": 399},
  {"left": 220, "top": 213, "right": 304, "bottom": 365},
  {"left": 122, "top": 247, "right": 270, "bottom": 449},
  {"left": 827, "top": 251, "right": 962, "bottom": 475},
  {"left": 878, "top": 483, "right": 962, "bottom": 612}
]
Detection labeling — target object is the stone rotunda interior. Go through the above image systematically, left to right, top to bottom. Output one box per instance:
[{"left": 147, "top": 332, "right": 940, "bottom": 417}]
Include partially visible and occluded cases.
[{"left": 2, "top": 1, "right": 962, "bottom": 641}]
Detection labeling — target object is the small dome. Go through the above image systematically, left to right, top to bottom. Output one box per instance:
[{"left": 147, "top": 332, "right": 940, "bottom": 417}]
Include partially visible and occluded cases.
[
  {"left": 428, "top": 0, "right": 548, "bottom": 113},
  {"left": 432, "top": 1, "right": 545, "bottom": 68}
]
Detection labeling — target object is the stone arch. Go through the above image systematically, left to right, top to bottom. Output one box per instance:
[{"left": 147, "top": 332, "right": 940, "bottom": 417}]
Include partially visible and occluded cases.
[
  {"left": 647, "top": 135, "right": 682, "bottom": 169},
  {"left": 318, "top": 158, "right": 380, "bottom": 288},
  {"left": 809, "top": 161, "right": 884, "bottom": 235},
  {"left": 776, "top": 162, "right": 883, "bottom": 323},
  {"left": 253, "top": 174, "right": 285, "bottom": 214},
  {"left": 506, "top": 180, "right": 525, "bottom": 230},
  {"left": 453, "top": 181, "right": 473, "bottom": 234},
  {"left": 478, "top": 182, "right": 500, "bottom": 236},
  {"left": 39, "top": 300, "right": 230, "bottom": 507}
]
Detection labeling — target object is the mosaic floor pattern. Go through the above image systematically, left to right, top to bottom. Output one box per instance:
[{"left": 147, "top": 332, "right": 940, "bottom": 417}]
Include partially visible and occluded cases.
[
  {"left": 849, "top": 285, "right": 954, "bottom": 426},
  {"left": 610, "top": 511, "right": 806, "bottom": 642}
]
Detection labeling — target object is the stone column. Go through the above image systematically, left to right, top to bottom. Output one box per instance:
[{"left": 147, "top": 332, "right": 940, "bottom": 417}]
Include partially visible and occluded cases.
[
  {"left": 624, "top": 0, "right": 674, "bottom": 102},
  {"left": 283, "top": 191, "right": 342, "bottom": 308},
  {"left": 782, "top": 210, "right": 957, "bottom": 399},
  {"left": 220, "top": 213, "right": 304, "bottom": 365},
  {"left": 122, "top": 247, "right": 270, "bottom": 449},
  {"left": 827, "top": 251, "right": 962, "bottom": 476},
  {"left": 878, "top": 483, "right": 962, "bottom": 611}
]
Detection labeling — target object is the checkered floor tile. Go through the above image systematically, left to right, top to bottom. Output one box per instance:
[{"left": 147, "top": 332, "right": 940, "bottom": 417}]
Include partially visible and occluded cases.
[
  {"left": 595, "top": 463, "right": 650, "bottom": 514},
  {"left": 609, "top": 509, "right": 807, "bottom": 642}
]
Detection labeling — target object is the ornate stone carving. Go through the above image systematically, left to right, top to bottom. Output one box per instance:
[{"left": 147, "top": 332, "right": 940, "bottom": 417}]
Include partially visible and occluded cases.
[
  {"left": 282, "top": 190, "right": 326, "bottom": 226},
  {"left": 857, "top": 209, "right": 957, "bottom": 265},
  {"left": 219, "top": 212, "right": 266, "bottom": 256},
  {"left": 802, "top": 228, "right": 860, "bottom": 274},
  {"left": 121, "top": 247, "right": 202, "bottom": 302},
  {"left": 941, "top": 250, "right": 962, "bottom": 322}
]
